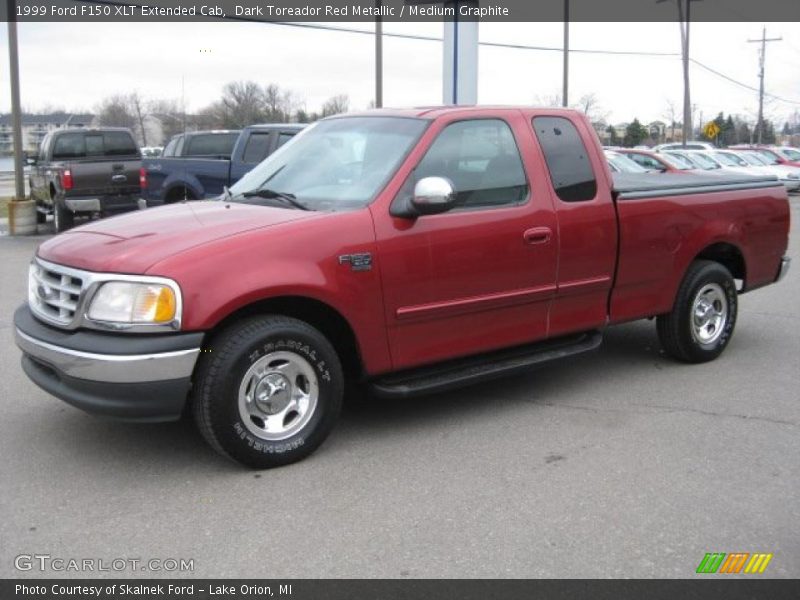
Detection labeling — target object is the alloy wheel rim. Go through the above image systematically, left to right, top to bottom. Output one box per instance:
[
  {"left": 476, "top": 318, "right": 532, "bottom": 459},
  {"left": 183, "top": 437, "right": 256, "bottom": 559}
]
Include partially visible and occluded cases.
[
  {"left": 690, "top": 283, "right": 728, "bottom": 346},
  {"left": 237, "top": 351, "right": 319, "bottom": 441}
]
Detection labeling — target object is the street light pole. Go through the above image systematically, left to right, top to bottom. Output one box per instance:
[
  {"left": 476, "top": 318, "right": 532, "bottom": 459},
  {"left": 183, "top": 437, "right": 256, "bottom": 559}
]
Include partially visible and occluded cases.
[
  {"left": 375, "top": 0, "right": 383, "bottom": 108},
  {"left": 562, "top": 0, "right": 569, "bottom": 107},
  {"left": 681, "top": 0, "right": 691, "bottom": 146},
  {"left": 7, "top": 18, "right": 25, "bottom": 200}
]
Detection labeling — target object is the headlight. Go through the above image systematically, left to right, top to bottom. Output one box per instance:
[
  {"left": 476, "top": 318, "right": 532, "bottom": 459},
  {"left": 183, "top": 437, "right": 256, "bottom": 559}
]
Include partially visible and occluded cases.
[{"left": 88, "top": 282, "right": 178, "bottom": 324}]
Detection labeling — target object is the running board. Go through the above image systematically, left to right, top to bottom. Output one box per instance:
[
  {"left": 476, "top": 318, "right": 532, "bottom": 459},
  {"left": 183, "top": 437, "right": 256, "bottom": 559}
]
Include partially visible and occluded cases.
[{"left": 369, "top": 330, "right": 603, "bottom": 399}]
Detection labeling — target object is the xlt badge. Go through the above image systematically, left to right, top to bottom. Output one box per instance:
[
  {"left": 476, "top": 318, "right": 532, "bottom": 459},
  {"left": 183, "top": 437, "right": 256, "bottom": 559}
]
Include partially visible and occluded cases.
[{"left": 338, "top": 253, "right": 373, "bottom": 272}]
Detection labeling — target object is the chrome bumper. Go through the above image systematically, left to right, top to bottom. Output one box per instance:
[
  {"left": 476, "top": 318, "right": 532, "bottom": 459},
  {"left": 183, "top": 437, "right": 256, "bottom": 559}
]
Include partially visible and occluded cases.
[
  {"left": 64, "top": 198, "right": 102, "bottom": 212},
  {"left": 777, "top": 256, "right": 791, "bottom": 282},
  {"left": 15, "top": 328, "right": 200, "bottom": 384}
]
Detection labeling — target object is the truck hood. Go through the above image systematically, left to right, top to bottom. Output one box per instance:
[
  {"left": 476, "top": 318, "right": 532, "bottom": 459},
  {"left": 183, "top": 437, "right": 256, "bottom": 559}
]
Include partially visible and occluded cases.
[{"left": 37, "top": 201, "right": 316, "bottom": 273}]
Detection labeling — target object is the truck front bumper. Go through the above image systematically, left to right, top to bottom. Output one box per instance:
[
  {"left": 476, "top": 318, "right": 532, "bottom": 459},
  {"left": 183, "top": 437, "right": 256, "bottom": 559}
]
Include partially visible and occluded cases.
[{"left": 14, "top": 305, "right": 203, "bottom": 422}]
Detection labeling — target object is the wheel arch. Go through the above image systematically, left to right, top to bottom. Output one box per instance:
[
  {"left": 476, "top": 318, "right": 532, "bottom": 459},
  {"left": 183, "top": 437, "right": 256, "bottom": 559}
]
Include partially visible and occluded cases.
[
  {"left": 693, "top": 241, "right": 747, "bottom": 290},
  {"left": 206, "top": 295, "right": 364, "bottom": 380}
]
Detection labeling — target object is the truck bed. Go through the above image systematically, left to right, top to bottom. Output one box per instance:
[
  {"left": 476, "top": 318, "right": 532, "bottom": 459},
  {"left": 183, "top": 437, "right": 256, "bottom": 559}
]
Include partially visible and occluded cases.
[{"left": 612, "top": 172, "right": 781, "bottom": 199}]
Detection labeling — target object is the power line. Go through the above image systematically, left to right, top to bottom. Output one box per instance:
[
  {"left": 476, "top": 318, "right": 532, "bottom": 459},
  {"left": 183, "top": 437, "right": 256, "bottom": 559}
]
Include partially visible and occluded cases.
[
  {"left": 240, "top": 19, "right": 682, "bottom": 56},
  {"left": 690, "top": 59, "right": 800, "bottom": 106}
]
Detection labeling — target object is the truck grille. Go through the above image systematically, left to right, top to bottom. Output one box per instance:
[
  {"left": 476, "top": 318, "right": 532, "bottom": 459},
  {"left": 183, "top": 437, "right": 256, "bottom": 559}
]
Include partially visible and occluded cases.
[{"left": 28, "top": 259, "right": 86, "bottom": 327}]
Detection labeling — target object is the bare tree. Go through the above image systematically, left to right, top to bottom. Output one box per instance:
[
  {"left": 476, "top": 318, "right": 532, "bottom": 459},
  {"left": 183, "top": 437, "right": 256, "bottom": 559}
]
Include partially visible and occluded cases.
[
  {"left": 212, "top": 81, "right": 267, "bottom": 128},
  {"left": 263, "top": 83, "right": 300, "bottom": 122},
  {"left": 129, "top": 92, "right": 149, "bottom": 146},
  {"left": 534, "top": 92, "right": 563, "bottom": 108},
  {"left": 575, "top": 93, "right": 609, "bottom": 124},
  {"left": 95, "top": 94, "right": 137, "bottom": 133},
  {"left": 320, "top": 94, "right": 350, "bottom": 117},
  {"left": 149, "top": 98, "right": 185, "bottom": 141},
  {"left": 662, "top": 99, "right": 679, "bottom": 142}
]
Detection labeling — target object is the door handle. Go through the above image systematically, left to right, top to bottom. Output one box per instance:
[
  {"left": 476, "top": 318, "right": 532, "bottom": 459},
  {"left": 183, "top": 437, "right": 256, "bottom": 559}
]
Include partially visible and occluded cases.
[{"left": 524, "top": 227, "right": 552, "bottom": 245}]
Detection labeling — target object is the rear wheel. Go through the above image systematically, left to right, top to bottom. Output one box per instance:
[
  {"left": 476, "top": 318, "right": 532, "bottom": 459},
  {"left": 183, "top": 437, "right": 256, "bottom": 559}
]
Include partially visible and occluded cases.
[
  {"left": 53, "top": 200, "right": 74, "bottom": 233},
  {"left": 657, "top": 260, "right": 738, "bottom": 363},
  {"left": 192, "top": 315, "right": 344, "bottom": 469}
]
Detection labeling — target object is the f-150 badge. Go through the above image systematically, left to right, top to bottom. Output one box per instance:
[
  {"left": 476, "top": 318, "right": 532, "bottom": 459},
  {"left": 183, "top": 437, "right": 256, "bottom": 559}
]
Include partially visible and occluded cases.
[{"left": 338, "top": 253, "right": 373, "bottom": 272}]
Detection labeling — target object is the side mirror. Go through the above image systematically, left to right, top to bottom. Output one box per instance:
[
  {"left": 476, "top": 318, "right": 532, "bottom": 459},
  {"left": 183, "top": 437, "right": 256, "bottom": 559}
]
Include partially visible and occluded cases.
[{"left": 411, "top": 176, "right": 456, "bottom": 216}]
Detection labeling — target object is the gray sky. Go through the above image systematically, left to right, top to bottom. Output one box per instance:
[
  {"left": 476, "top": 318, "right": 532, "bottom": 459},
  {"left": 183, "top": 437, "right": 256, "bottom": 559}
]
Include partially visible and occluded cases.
[{"left": 1, "top": 21, "right": 799, "bottom": 125}]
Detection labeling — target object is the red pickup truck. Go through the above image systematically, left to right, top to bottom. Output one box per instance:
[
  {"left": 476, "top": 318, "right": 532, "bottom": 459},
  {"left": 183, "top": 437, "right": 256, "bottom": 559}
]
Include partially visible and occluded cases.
[{"left": 15, "top": 107, "right": 791, "bottom": 469}]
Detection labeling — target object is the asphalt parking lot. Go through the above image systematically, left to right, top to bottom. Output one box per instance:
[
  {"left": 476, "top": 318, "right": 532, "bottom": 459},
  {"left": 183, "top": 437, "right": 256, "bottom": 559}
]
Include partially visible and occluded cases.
[{"left": 1, "top": 203, "right": 798, "bottom": 579}]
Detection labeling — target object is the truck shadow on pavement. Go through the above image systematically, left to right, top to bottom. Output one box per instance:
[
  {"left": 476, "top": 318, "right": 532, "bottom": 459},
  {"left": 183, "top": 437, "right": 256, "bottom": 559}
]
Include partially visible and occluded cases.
[{"left": 22, "top": 320, "right": 690, "bottom": 472}]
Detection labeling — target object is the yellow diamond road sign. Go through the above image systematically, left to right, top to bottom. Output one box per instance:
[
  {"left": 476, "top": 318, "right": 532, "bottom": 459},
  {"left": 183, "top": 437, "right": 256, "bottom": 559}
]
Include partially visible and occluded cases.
[{"left": 704, "top": 121, "right": 721, "bottom": 139}]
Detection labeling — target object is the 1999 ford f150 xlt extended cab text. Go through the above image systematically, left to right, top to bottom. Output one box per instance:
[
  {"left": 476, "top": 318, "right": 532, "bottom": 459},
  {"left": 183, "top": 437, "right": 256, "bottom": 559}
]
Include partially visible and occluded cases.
[{"left": 14, "top": 107, "right": 791, "bottom": 468}]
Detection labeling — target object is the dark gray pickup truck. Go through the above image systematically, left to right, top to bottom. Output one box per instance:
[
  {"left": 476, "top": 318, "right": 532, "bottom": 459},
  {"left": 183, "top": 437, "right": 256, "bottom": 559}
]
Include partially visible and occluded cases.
[{"left": 28, "top": 127, "right": 142, "bottom": 233}]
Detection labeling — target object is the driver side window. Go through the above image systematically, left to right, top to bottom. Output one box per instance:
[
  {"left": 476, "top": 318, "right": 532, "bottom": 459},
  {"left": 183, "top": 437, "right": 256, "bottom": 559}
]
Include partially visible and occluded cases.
[{"left": 414, "top": 119, "right": 529, "bottom": 210}]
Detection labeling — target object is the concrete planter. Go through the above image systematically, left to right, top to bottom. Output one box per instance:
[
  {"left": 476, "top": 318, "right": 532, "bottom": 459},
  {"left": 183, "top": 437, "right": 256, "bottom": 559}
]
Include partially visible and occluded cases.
[{"left": 8, "top": 199, "right": 37, "bottom": 236}]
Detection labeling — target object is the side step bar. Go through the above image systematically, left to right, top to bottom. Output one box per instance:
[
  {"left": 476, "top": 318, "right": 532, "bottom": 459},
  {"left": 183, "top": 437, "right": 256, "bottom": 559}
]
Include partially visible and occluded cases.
[{"left": 369, "top": 330, "right": 603, "bottom": 399}]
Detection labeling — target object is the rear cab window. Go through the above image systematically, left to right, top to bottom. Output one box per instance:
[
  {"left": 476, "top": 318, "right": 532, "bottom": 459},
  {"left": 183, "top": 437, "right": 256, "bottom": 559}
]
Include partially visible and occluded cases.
[
  {"left": 532, "top": 116, "right": 597, "bottom": 202},
  {"left": 52, "top": 130, "right": 138, "bottom": 159},
  {"left": 52, "top": 133, "right": 86, "bottom": 159},
  {"left": 185, "top": 133, "right": 239, "bottom": 157}
]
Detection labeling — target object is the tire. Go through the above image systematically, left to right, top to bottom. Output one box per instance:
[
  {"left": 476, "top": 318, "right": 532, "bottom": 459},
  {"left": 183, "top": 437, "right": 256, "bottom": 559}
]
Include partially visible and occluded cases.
[
  {"left": 53, "top": 200, "right": 74, "bottom": 233},
  {"left": 657, "top": 260, "right": 738, "bottom": 363},
  {"left": 192, "top": 315, "right": 344, "bottom": 469}
]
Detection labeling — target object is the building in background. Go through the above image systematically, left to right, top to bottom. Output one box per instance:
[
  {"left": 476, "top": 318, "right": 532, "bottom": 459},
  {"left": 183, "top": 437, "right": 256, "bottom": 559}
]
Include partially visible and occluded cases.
[{"left": 0, "top": 113, "right": 95, "bottom": 155}]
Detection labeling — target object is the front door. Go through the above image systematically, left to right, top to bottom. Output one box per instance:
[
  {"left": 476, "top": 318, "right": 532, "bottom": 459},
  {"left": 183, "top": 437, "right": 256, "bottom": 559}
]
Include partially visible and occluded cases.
[{"left": 372, "top": 112, "right": 559, "bottom": 370}]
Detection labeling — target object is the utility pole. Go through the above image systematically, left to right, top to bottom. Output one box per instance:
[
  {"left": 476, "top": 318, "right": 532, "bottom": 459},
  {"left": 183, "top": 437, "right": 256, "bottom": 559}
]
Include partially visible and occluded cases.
[
  {"left": 375, "top": 0, "right": 383, "bottom": 108},
  {"left": 562, "top": 0, "right": 569, "bottom": 107},
  {"left": 658, "top": 0, "right": 700, "bottom": 147},
  {"left": 7, "top": 18, "right": 25, "bottom": 200},
  {"left": 748, "top": 27, "right": 782, "bottom": 144}
]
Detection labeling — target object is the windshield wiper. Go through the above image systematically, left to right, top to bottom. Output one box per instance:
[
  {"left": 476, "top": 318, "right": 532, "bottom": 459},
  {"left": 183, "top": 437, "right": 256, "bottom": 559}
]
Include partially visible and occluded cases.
[
  {"left": 221, "top": 186, "right": 233, "bottom": 201},
  {"left": 239, "top": 188, "right": 311, "bottom": 211}
]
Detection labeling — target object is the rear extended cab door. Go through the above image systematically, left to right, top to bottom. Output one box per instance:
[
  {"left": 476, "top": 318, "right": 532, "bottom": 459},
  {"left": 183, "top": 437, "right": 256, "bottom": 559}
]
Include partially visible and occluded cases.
[
  {"left": 371, "top": 109, "right": 560, "bottom": 370},
  {"left": 525, "top": 110, "right": 618, "bottom": 335}
]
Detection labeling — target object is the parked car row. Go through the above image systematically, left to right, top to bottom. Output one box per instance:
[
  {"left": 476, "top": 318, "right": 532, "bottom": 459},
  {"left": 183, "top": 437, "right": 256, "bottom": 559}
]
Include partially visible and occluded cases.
[
  {"left": 25, "top": 123, "right": 303, "bottom": 232},
  {"left": 603, "top": 143, "right": 800, "bottom": 193}
]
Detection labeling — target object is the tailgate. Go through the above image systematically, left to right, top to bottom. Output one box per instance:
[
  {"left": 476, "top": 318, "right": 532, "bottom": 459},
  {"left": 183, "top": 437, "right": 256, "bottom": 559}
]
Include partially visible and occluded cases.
[{"left": 67, "top": 157, "right": 141, "bottom": 197}]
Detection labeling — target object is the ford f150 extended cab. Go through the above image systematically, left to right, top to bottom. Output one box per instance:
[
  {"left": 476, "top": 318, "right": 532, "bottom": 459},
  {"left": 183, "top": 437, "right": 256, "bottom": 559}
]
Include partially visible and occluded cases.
[
  {"left": 15, "top": 107, "right": 791, "bottom": 469},
  {"left": 143, "top": 124, "right": 304, "bottom": 203}
]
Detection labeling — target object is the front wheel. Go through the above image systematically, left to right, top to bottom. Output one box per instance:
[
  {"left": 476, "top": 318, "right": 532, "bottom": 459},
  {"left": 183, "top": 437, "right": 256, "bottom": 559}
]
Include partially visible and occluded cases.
[
  {"left": 657, "top": 260, "right": 738, "bottom": 363},
  {"left": 192, "top": 315, "right": 344, "bottom": 469}
]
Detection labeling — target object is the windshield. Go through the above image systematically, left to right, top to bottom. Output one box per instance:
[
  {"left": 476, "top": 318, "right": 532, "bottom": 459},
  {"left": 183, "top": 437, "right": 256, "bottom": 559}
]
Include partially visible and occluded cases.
[
  {"left": 229, "top": 117, "right": 429, "bottom": 211},
  {"left": 779, "top": 147, "right": 800, "bottom": 161},
  {"left": 753, "top": 150, "right": 780, "bottom": 165},
  {"left": 605, "top": 152, "right": 648, "bottom": 173},
  {"left": 662, "top": 152, "right": 695, "bottom": 169},
  {"left": 711, "top": 152, "right": 739, "bottom": 167},
  {"left": 741, "top": 152, "right": 767, "bottom": 166},
  {"left": 685, "top": 153, "right": 720, "bottom": 169}
]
